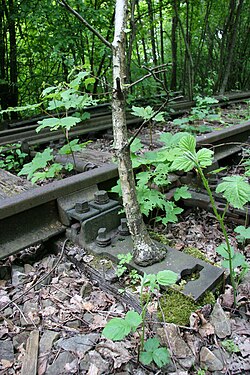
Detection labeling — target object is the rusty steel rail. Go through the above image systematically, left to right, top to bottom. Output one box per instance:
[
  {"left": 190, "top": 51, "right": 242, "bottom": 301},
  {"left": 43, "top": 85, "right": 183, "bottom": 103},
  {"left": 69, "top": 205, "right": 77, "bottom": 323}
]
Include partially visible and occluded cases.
[
  {"left": 1, "top": 91, "right": 249, "bottom": 147},
  {"left": 0, "top": 164, "right": 118, "bottom": 259}
]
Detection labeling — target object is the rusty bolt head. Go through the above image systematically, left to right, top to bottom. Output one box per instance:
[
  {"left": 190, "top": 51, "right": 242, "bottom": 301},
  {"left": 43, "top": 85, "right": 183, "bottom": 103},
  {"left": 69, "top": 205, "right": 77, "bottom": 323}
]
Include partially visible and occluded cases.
[
  {"left": 94, "top": 190, "right": 109, "bottom": 205},
  {"left": 75, "top": 201, "right": 89, "bottom": 213},
  {"left": 118, "top": 218, "right": 130, "bottom": 236},
  {"left": 96, "top": 227, "right": 111, "bottom": 247}
]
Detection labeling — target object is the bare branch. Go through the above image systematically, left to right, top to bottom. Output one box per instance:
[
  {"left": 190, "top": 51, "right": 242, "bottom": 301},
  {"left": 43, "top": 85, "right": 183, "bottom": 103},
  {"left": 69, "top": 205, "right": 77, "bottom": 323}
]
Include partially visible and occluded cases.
[{"left": 58, "top": 0, "right": 112, "bottom": 49}]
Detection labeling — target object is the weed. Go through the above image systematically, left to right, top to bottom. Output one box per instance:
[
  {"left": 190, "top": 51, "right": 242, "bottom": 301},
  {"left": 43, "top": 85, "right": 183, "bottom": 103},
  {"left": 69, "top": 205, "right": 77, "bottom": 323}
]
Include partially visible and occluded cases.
[{"left": 0, "top": 143, "right": 27, "bottom": 173}]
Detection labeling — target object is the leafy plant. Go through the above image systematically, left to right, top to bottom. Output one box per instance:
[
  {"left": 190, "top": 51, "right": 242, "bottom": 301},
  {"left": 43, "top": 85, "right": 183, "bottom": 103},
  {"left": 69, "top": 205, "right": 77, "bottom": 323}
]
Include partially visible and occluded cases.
[
  {"left": 173, "top": 96, "right": 222, "bottom": 134},
  {"left": 131, "top": 105, "right": 165, "bottom": 145},
  {"left": 111, "top": 132, "right": 192, "bottom": 226},
  {"left": 171, "top": 134, "right": 250, "bottom": 305},
  {"left": 18, "top": 138, "right": 89, "bottom": 183},
  {"left": 0, "top": 144, "right": 27, "bottom": 172},
  {"left": 234, "top": 225, "right": 250, "bottom": 244},
  {"left": 116, "top": 252, "right": 133, "bottom": 277},
  {"left": 102, "top": 269, "right": 178, "bottom": 368},
  {"left": 140, "top": 337, "right": 169, "bottom": 368},
  {"left": 221, "top": 339, "right": 240, "bottom": 353}
]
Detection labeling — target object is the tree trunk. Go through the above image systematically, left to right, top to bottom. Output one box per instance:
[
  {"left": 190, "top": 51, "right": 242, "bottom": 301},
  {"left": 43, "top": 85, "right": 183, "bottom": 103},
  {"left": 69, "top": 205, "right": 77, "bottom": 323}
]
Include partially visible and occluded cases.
[
  {"left": 8, "top": 0, "right": 18, "bottom": 109},
  {"left": 112, "top": 0, "right": 166, "bottom": 266},
  {"left": 170, "top": 0, "right": 178, "bottom": 91},
  {"left": 219, "top": 0, "right": 244, "bottom": 95}
]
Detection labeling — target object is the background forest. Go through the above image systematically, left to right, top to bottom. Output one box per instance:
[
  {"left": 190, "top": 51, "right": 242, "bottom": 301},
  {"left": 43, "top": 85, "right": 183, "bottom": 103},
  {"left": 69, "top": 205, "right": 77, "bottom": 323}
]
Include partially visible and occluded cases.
[{"left": 0, "top": 0, "right": 249, "bottom": 112}]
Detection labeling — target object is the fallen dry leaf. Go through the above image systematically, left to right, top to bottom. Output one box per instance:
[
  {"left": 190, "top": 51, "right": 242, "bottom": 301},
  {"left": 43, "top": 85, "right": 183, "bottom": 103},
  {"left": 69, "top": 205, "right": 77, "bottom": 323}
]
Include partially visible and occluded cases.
[{"left": 198, "top": 322, "right": 215, "bottom": 338}]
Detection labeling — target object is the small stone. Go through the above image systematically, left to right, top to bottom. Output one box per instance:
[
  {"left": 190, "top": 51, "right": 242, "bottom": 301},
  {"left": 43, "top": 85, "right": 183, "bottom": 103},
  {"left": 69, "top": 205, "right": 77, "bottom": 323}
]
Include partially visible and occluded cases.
[
  {"left": 57, "top": 262, "right": 72, "bottom": 274},
  {"left": 24, "top": 264, "right": 35, "bottom": 274},
  {"left": 11, "top": 265, "right": 26, "bottom": 286},
  {"left": 105, "top": 269, "right": 118, "bottom": 283},
  {"left": 80, "top": 281, "right": 92, "bottom": 298},
  {"left": 21, "top": 301, "right": 40, "bottom": 326},
  {"left": 210, "top": 302, "right": 231, "bottom": 338},
  {"left": 2, "top": 307, "right": 13, "bottom": 318},
  {"left": 83, "top": 312, "right": 94, "bottom": 324},
  {"left": 65, "top": 319, "right": 81, "bottom": 329},
  {"left": 39, "top": 330, "right": 60, "bottom": 354},
  {"left": 13, "top": 332, "right": 29, "bottom": 350},
  {"left": 56, "top": 333, "right": 100, "bottom": 355},
  {"left": 0, "top": 340, "right": 14, "bottom": 362},
  {"left": 200, "top": 347, "right": 224, "bottom": 371},
  {"left": 80, "top": 350, "right": 110, "bottom": 373},
  {"left": 45, "top": 352, "right": 75, "bottom": 375}
]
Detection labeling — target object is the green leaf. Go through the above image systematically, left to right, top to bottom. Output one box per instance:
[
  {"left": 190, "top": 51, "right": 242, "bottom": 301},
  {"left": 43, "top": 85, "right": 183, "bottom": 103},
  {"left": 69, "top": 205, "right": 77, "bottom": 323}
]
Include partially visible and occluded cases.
[
  {"left": 131, "top": 105, "right": 154, "bottom": 120},
  {"left": 153, "top": 112, "right": 165, "bottom": 122},
  {"left": 60, "top": 116, "right": 81, "bottom": 130},
  {"left": 179, "top": 134, "right": 196, "bottom": 153},
  {"left": 130, "top": 137, "right": 143, "bottom": 153},
  {"left": 196, "top": 148, "right": 214, "bottom": 168},
  {"left": 171, "top": 153, "right": 195, "bottom": 172},
  {"left": 216, "top": 175, "right": 250, "bottom": 208},
  {"left": 174, "top": 186, "right": 191, "bottom": 201},
  {"left": 161, "top": 202, "right": 183, "bottom": 224},
  {"left": 234, "top": 226, "right": 250, "bottom": 243},
  {"left": 216, "top": 243, "right": 234, "bottom": 259},
  {"left": 222, "top": 252, "right": 246, "bottom": 269},
  {"left": 156, "top": 270, "right": 178, "bottom": 286},
  {"left": 124, "top": 311, "right": 142, "bottom": 332},
  {"left": 102, "top": 318, "right": 131, "bottom": 341},
  {"left": 144, "top": 337, "right": 160, "bottom": 352},
  {"left": 152, "top": 347, "right": 170, "bottom": 368},
  {"left": 140, "top": 351, "right": 153, "bottom": 365}
]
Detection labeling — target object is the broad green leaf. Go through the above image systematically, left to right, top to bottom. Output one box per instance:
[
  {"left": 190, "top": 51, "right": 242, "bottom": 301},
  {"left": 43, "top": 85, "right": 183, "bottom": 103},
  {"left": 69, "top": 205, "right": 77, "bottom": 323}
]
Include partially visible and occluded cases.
[
  {"left": 84, "top": 77, "right": 95, "bottom": 88},
  {"left": 41, "top": 86, "right": 57, "bottom": 96},
  {"left": 47, "top": 99, "right": 65, "bottom": 110},
  {"left": 131, "top": 105, "right": 154, "bottom": 120},
  {"left": 153, "top": 112, "right": 165, "bottom": 122},
  {"left": 60, "top": 116, "right": 81, "bottom": 130},
  {"left": 173, "top": 117, "right": 189, "bottom": 126},
  {"left": 36, "top": 118, "right": 61, "bottom": 132},
  {"left": 179, "top": 134, "right": 196, "bottom": 153},
  {"left": 130, "top": 137, "right": 143, "bottom": 153},
  {"left": 18, "top": 148, "right": 53, "bottom": 180},
  {"left": 196, "top": 148, "right": 214, "bottom": 168},
  {"left": 171, "top": 154, "right": 195, "bottom": 172},
  {"left": 216, "top": 175, "right": 250, "bottom": 208},
  {"left": 174, "top": 186, "right": 192, "bottom": 201},
  {"left": 161, "top": 202, "right": 183, "bottom": 224},
  {"left": 234, "top": 226, "right": 250, "bottom": 243},
  {"left": 216, "top": 243, "right": 234, "bottom": 259},
  {"left": 222, "top": 252, "right": 246, "bottom": 269},
  {"left": 156, "top": 270, "right": 178, "bottom": 286},
  {"left": 125, "top": 311, "right": 142, "bottom": 331},
  {"left": 102, "top": 318, "right": 131, "bottom": 341},
  {"left": 144, "top": 337, "right": 160, "bottom": 352},
  {"left": 152, "top": 347, "right": 170, "bottom": 368},
  {"left": 140, "top": 351, "right": 153, "bottom": 365}
]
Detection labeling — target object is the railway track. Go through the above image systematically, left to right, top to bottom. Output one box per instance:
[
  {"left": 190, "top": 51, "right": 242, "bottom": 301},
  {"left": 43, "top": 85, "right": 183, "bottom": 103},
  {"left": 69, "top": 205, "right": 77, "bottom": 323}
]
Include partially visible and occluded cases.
[
  {"left": 0, "top": 91, "right": 249, "bottom": 147},
  {"left": 0, "top": 120, "right": 249, "bottom": 300},
  {"left": 0, "top": 120, "right": 249, "bottom": 260}
]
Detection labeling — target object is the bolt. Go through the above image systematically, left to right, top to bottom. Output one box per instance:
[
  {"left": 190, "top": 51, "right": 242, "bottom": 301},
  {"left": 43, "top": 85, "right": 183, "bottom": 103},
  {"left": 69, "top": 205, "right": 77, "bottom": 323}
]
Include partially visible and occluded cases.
[
  {"left": 94, "top": 190, "right": 109, "bottom": 205},
  {"left": 75, "top": 201, "right": 89, "bottom": 213},
  {"left": 118, "top": 218, "right": 130, "bottom": 236},
  {"left": 96, "top": 227, "right": 111, "bottom": 247}
]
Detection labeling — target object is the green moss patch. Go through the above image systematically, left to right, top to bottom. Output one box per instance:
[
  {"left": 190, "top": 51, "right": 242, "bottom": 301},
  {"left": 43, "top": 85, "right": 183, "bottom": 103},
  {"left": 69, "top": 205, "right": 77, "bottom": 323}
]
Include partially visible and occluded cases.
[
  {"left": 183, "top": 247, "right": 213, "bottom": 264},
  {"left": 158, "top": 289, "right": 215, "bottom": 326}
]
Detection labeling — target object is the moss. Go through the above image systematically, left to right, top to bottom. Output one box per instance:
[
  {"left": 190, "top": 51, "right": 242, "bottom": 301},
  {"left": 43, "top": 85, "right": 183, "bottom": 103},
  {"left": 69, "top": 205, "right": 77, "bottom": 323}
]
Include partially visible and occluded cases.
[
  {"left": 149, "top": 231, "right": 172, "bottom": 246},
  {"left": 183, "top": 247, "right": 213, "bottom": 264},
  {"left": 158, "top": 289, "right": 215, "bottom": 326}
]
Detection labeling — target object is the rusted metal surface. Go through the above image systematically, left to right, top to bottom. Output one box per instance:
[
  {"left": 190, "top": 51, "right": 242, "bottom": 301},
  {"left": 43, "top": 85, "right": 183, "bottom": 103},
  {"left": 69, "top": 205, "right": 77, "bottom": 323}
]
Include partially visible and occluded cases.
[{"left": 0, "top": 164, "right": 118, "bottom": 259}]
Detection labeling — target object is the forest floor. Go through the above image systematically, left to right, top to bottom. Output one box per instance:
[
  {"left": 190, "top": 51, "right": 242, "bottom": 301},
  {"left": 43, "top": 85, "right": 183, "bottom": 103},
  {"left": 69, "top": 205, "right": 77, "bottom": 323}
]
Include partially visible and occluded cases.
[{"left": 0, "top": 102, "right": 249, "bottom": 375}]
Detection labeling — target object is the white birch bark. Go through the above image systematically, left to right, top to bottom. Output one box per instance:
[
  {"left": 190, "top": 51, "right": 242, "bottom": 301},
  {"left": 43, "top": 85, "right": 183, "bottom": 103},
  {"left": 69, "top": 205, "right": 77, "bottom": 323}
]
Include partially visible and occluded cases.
[{"left": 112, "top": 0, "right": 166, "bottom": 266}]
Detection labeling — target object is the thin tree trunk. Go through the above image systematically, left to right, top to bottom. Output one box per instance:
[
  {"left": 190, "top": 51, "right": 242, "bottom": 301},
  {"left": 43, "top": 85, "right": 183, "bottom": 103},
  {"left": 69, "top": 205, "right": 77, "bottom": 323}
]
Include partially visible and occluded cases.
[
  {"left": 8, "top": 0, "right": 18, "bottom": 109},
  {"left": 112, "top": 0, "right": 166, "bottom": 266},
  {"left": 146, "top": 0, "right": 157, "bottom": 66},
  {"left": 170, "top": 0, "right": 178, "bottom": 91},
  {"left": 219, "top": 0, "right": 244, "bottom": 95}
]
